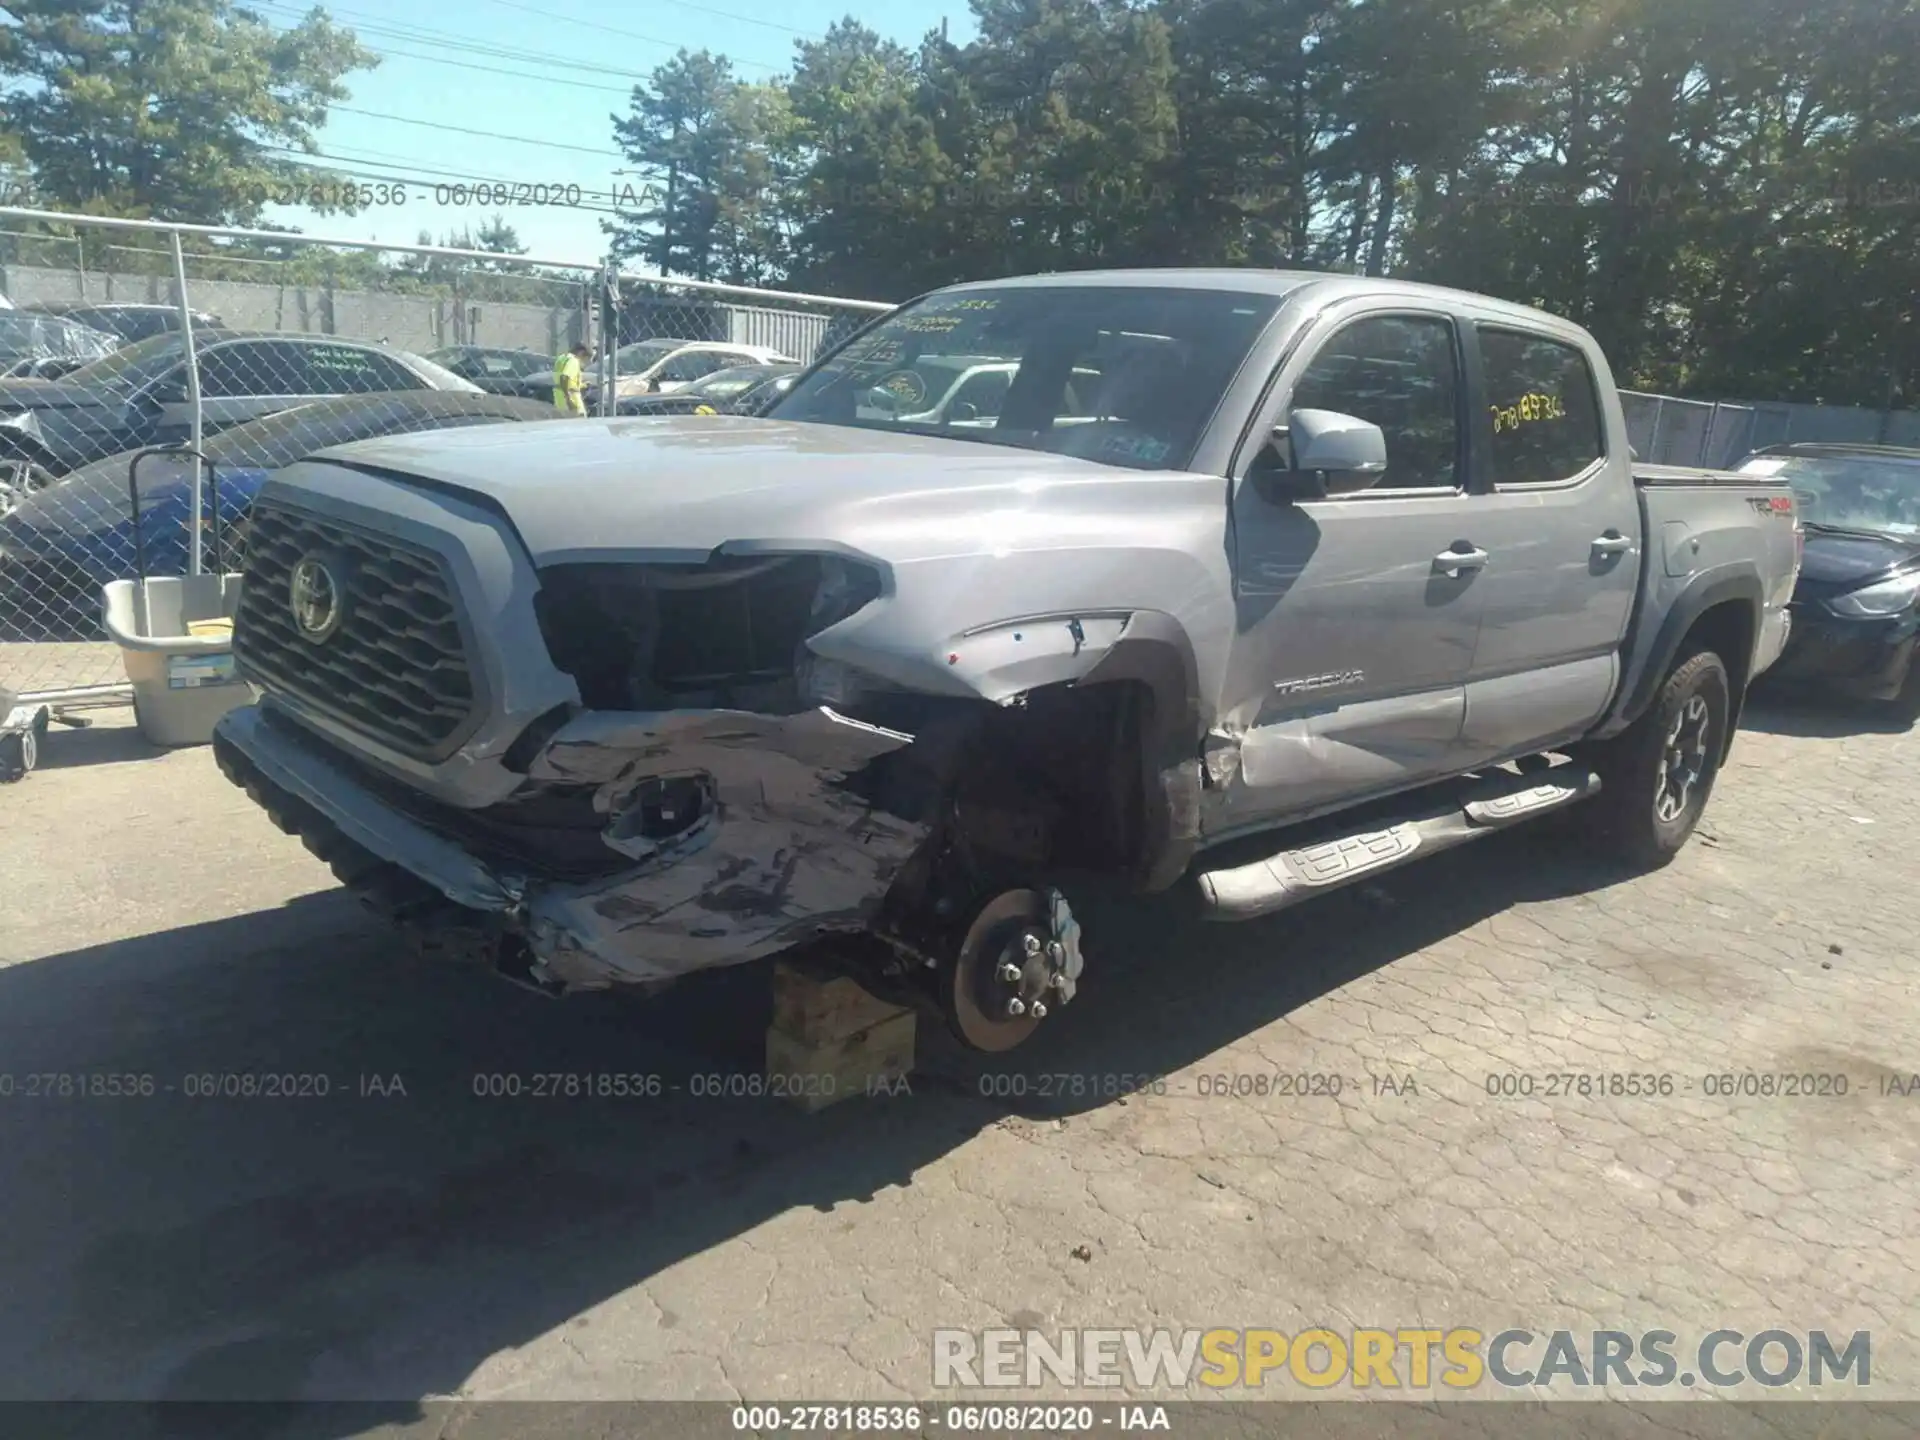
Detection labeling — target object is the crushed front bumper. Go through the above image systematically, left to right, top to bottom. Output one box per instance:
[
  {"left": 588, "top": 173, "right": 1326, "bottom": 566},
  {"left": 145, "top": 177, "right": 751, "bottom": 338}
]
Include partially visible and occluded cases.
[
  {"left": 1765, "top": 607, "right": 1920, "bottom": 701},
  {"left": 213, "top": 700, "right": 933, "bottom": 989}
]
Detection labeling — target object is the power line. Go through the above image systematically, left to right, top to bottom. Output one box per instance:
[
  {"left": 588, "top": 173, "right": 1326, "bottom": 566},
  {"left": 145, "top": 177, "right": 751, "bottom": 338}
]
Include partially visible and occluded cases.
[
  {"left": 255, "top": 0, "right": 663, "bottom": 82},
  {"left": 259, "top": 0, "right": 788, "bottom": 77},
  {"left": 472, "top": 0, "right": 793, "bottom": 69},
  {"left": 650, "top": 0, "right": 820, "bottom": 38},
  {"left": 252, "top": 7, "right": 638, "bottom": 94},
  {"left": 336, "top": 41, "right": 636, "bottom": 95},
  {"left": 328, "top": 106, "right": 623, "bottom": 159}
]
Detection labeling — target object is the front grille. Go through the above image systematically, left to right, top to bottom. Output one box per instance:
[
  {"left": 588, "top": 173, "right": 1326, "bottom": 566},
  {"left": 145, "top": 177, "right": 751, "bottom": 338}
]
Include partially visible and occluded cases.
[{"left": 234, "top": 502, "right": 478, "bottom": 756}]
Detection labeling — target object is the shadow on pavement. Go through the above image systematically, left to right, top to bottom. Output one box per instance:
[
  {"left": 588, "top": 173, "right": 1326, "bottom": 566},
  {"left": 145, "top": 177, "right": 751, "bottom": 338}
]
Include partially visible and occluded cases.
[
  {"left": 1739, "top": 688, "right": 1913, "bottom": 738},
  {"left": 32, "top": 715, "right": 163, "bottom": 770},
  {"left": 0, "top": 828, "right": 1626, "bottom": 1423}
]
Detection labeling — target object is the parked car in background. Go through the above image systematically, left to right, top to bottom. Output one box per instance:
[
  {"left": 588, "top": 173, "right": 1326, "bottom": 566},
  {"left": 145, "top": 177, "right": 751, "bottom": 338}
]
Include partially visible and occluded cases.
[
  {"left": 213, "top": 269, "right": 1799, "bottom": 1054},
  {"left": 21, "top": 301, "right": 224, "bottom": 344},
  {"left": 0, "top": 312, "right": 118, "bottom": 380},
  {"left": 0, "top": 330, "right": 483, "bottom": 477},
  {"left": 607, "top": 339, "right": 797, "bottom": 402},
  {"left": 426, "top": 344, "right": 555, "bottom": 394},
  {"left": 614, "top": 362, "right": 801, "bottom": 417},
  {"left": 0, "top": 390, "right": 557, "bottom": 641},
  {"left": 1735, "top": 442, "right": 1920, "bottom": 715}
]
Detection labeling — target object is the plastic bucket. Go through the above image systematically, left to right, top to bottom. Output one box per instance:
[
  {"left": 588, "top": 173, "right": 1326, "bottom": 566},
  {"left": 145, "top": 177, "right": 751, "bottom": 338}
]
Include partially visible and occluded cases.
[{"left": 101, "top": 574, "right": 252, "bottom": 747}]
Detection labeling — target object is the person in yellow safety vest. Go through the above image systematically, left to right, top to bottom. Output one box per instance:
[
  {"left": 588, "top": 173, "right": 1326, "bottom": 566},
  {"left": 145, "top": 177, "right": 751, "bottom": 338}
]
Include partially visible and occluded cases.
[{"left": 552, "top": 342, "right": 593, "bottom": 416}]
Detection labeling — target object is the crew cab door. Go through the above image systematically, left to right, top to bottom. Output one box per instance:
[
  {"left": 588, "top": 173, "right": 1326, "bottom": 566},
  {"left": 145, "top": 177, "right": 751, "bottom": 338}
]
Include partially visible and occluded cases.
[
  {"left": 1212, "top": 308, "right": 1487, "bottom": 834},
  {"left": 1453, "top": 324, "right": 1641, "bottom": 763}
]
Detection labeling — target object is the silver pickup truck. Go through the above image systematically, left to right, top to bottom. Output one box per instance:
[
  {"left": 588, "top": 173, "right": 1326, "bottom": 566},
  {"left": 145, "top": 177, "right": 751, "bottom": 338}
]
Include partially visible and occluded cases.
[{"left": 212, "top": 270, "right": 1801, "bottom": 1053}]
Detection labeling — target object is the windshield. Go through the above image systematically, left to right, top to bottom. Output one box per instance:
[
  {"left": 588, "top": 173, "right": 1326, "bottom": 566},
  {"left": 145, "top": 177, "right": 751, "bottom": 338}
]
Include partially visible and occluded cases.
[
  {"left": 769, "top": 284, "right": 1283, "bottom": 470},
  {"left": 0, "top": 312, "right": 114, "bottom": 361},
  {"left": 0, "top": 314, "right": 51, "bottom": 356},
  {"left": 58, "top": 332, "right": 187, "bottom": 393},
  {"left": 614, "top": 339, "right": 689, "bottom": 370},
  {"left": 393, "top": 350, "right": 481, "bottom": 393},
  {"left": 689, "top": 365, "right": 782, "bottom": 399},
  {"left": 1738, "top": 453, "right": 1920, "bottom": 536}
]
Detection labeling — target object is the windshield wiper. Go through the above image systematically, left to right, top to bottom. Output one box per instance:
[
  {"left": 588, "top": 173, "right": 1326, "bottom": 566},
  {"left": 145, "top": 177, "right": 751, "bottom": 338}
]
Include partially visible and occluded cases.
[{"left": 1801, "top": 519, "right": 1913, "bottom": 541}]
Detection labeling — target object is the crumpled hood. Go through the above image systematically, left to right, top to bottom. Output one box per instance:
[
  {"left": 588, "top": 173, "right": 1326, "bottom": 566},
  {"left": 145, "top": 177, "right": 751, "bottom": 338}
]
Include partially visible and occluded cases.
[{"left": 290, "top": 415, "right": 1202, "bottom": 566}]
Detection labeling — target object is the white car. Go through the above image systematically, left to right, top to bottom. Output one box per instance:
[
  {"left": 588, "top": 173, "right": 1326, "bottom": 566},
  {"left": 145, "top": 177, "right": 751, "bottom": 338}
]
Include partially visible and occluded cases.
[{"left": 610, "top": 340, "right": 797, "bottom": 401}]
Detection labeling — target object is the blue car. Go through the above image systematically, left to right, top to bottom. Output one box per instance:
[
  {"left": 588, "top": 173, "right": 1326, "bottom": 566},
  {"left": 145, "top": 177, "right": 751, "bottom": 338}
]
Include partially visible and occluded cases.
[{"left": 0, "top": 390, "right": 557, "bottom": 640}]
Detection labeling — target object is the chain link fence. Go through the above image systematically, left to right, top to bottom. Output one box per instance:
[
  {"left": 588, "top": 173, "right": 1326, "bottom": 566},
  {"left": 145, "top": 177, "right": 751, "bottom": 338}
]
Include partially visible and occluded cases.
[
  {"left": 0, "top": 209, "right": 890, "bottom": 704},
  {"left": 1622, "top": 389, "right": 1920, "bottom": 467},
  {"left": 1619, "top": 391, "right": 1758, "bottom": 470}
]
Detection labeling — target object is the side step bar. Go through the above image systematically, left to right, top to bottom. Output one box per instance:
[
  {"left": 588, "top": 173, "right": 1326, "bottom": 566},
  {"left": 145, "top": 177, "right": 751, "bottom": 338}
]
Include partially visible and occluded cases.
[{"left": 1194, "top": 766, "right": 1602, "bottom": 922}]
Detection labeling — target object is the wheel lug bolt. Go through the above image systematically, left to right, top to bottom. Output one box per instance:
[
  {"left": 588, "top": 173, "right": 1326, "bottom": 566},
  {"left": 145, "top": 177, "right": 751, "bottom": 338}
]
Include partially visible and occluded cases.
[
  {"left": 1023, "top": 934, "right": 1042, "bottom": 957},
  {"left": 1046, "top": 941, "right": 1063, "bottom": 963},
  {"left": 999, "top": 963, "right": 1022, "bottom": 983},
  {"left": 1007, "top": 998, "right": 1026, "bottom": 1016},
  {"left": 1030, "top": 1000, "right": 1048, "bottom": 1019}
]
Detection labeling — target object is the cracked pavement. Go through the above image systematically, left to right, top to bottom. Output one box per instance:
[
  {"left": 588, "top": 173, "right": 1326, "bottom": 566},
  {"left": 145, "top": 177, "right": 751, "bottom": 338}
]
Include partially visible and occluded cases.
[{"left": 0, "top": 696, "right": 1914, "bottom": 1418}]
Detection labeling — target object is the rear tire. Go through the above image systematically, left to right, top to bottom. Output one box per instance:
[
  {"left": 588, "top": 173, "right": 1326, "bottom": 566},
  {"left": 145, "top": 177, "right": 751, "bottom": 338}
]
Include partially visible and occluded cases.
[{"left": 1589, "top": 646, "right": 1730, "bottom": 870}]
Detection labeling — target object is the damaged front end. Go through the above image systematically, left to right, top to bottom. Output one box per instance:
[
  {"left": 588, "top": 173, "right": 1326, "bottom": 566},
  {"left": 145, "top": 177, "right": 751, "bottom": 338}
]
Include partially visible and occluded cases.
[{"left": 220, "top": 545, "right": 1156, "bottom": 1049}]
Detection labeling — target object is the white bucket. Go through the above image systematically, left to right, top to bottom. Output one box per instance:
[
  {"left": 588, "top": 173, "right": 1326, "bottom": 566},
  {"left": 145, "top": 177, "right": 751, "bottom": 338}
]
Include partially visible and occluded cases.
[{"left": 101, "top": 574, "right": 252, "bottom": 747}]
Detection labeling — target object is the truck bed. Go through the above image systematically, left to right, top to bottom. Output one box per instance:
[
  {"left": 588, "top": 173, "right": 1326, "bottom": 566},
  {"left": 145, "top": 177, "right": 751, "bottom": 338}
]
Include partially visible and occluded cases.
[{"left": 1634, "top": 461, "right": 1793, "bottom": 490}]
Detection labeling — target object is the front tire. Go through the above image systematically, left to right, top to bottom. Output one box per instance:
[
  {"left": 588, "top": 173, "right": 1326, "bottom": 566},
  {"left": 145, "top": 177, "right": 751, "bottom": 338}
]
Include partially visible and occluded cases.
[
  {"left": 1590, "top": 646, "right": 1731, "bottom": 869},
  {"left": 1889, "top": 648, "right": 1920, "bottom": 724}
]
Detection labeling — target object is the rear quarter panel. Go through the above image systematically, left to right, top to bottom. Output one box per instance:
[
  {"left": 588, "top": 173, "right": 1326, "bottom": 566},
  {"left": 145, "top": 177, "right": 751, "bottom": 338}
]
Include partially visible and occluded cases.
[{"left": 1596, "top": 465, "right": 1799, "bottom": 736}]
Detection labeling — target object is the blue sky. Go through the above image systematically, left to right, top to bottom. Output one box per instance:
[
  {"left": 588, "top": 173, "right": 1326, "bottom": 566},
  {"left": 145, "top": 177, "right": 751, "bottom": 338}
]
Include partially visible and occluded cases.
[{"left": 253, "top": 0, "right": 979, "bottom": 265}]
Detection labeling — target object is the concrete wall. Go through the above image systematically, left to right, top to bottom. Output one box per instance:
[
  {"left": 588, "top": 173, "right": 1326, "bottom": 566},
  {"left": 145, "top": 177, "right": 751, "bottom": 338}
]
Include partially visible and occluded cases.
[
  {"left": 0, "top": 263, "right": 850, "bottom": 362},
  {"left": 0, "top": 263, "right": 594, "bottom": 355}
]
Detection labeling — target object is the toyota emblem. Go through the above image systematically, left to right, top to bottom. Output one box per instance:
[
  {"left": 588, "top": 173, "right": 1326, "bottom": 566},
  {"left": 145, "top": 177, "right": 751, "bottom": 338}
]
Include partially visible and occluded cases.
[{"left": 288, "top": 555, "right": 345, "bottom": 642}]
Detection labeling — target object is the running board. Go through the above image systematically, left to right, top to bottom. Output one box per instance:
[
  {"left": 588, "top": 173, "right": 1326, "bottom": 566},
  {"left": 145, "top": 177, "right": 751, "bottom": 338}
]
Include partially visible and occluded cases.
[{"left": 1194, "top": 767, "right": 1602, "bottom": 922}]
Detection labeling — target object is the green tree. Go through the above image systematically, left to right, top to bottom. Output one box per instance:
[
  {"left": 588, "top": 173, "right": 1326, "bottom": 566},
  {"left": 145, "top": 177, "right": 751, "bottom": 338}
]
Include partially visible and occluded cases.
[
  {"left": 0, "top": 0, "right": 377, "bottom": 224},
  {"left": 604, "top": 0, "right": 1920, "bottom": 406},
  {"left": 608, "top": 49, "right": 783, "bottom": 281}
]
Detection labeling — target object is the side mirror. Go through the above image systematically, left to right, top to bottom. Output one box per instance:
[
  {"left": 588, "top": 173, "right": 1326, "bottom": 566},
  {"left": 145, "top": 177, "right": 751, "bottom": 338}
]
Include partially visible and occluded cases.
[
  {"left": 863, "top": 386, "right": 901, "bottom": 416},
  {"left": 949, "top": 400, "right": 978, "bottom": 423},
  {"left": 1258, "top": 409, "right": 1389, "bottom": 501}
]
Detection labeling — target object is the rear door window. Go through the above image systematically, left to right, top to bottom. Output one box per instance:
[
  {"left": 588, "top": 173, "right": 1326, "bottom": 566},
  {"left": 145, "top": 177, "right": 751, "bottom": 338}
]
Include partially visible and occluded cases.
[
  {"left": 1478, "top": 327, "right": 1606, "bottom": 485},
  {"left": 198, "top": 342, "right": 310, "bottom": 398},
  {"left": 305, "top": 344, "right": 420, "bottom": 395}
]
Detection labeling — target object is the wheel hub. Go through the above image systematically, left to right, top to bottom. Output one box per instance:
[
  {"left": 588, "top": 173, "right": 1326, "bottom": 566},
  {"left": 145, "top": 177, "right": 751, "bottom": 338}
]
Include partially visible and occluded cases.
[
  {"left": 1655, "top": 694, "right": 1711, "bottom": 824},
  {"left": 942, "top": 887, "right": 1085, "bottom": 1052}
]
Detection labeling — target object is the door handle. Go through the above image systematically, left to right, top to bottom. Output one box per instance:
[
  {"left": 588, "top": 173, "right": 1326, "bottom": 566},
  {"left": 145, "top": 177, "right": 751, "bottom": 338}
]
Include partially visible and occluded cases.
[
  {"left": 1591, "top": 532, "right": 1634, "bottom": 555},
  {"left": 1434, "top": 546, "right": 1489, "bottom": 576}
]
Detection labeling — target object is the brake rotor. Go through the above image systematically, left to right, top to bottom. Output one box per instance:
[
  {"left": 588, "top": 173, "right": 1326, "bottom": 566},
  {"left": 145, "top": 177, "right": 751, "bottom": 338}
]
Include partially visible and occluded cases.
[{"left": 942, "top": 889, "right": 1049, "bottom": 1052}]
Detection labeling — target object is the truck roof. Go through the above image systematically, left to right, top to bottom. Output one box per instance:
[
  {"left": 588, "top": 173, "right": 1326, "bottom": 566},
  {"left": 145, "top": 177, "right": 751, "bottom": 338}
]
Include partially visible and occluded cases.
[{"left": 936, "top": 267, "right": 1595, "bottom": 337}]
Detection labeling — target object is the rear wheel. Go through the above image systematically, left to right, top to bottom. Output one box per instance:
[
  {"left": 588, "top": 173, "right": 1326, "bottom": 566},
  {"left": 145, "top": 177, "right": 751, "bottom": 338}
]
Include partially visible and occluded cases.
[{"left": 1588, "top": 646, "right": 1730, "bottom": 869}]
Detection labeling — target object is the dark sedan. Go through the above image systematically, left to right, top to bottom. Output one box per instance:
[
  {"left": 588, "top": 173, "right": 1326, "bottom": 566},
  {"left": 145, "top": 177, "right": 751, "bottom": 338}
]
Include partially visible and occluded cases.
[
  {"left": 0, "top": 330, "right": 481, "bottom": 477},
  {"left": 425, "top": 344, "right": 556, "bottom": 396},
  {"left": 614, "top": 362, "right": 801, "bottom": 417},
  {"left": 0, "top": 390, "right": 557, "bottom": 640},
  {"left": 1735, "top": 443, "right": 1920, "bottom": 715}
]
